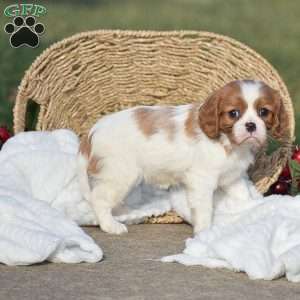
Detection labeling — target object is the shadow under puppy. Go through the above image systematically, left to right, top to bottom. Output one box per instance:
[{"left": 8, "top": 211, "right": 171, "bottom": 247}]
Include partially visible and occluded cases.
[{"left": 78, "top": 80, "right": 288, "bottom": 234}]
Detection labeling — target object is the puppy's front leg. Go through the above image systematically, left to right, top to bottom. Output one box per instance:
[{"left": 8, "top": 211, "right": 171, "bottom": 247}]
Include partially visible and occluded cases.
[{"left": 185, "top": 174, "right": 218, "bottom": 235}]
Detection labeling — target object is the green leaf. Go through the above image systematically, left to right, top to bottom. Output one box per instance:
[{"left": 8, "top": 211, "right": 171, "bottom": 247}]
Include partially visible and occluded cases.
[
  {"left": 289, "top": 160, "right": 300, "bottom": 196},
  {"left": 289, "top": 160, "right": 300, "bottom": 173}
]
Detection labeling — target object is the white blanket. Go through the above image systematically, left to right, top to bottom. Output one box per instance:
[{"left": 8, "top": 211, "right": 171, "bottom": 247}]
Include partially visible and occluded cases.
[
  {"left": 0, "top": 130, "right": 102, "bottom": 265},
  {"left": 1, "top": 130, "right": 300, "bottom": 283},
  {"left": 162, "top": 192, "right": 300, "bottom": 283}
]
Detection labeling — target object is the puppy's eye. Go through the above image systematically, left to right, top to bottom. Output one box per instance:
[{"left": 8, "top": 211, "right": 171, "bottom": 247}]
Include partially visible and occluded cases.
[
  {"left": 258, "top": 107, "right": 269, "bottom": 117},
  {"left": 228, "top": 109, "right": 240, "bottom": 119}
]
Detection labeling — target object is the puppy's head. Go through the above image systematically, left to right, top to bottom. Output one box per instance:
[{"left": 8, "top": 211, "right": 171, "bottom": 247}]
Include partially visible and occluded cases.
[{"left": 199, "top": 80, "right": 288, "bottom": 147}]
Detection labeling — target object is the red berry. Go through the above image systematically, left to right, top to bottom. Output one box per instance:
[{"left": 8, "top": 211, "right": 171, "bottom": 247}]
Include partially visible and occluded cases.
[
  {"left": 0, "top": 126, "right": 11, "bottom": 143},
  {"left": 292, "top": 146, "right": 300, "bottom": 163},
  {"left": 280, "top": 165, "right": 291, "bottom": 179},
  {"left": 272, "top": 181, "right": 289, "bottom": 195}
]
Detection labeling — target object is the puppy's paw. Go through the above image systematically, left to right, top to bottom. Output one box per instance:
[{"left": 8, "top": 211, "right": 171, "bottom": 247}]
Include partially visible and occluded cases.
[{"left": 101, "top": 220, "right": 128, "bottom": 235}]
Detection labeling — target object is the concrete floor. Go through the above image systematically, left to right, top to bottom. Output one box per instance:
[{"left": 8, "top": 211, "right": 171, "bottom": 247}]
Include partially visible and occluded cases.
[{"left": 1, "top": 224, "right": 300, "bottom": 300}]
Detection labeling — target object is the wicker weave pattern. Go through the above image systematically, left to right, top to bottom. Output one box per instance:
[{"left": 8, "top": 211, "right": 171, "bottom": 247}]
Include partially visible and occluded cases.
[{"left": 14, "top": 30, "right": 295, "bottom": 223}]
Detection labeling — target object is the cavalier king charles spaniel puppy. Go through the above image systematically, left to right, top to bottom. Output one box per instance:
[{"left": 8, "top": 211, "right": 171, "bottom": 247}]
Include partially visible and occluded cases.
[{"left": 78, "top": 80, "right": 287, "bottom": 234}]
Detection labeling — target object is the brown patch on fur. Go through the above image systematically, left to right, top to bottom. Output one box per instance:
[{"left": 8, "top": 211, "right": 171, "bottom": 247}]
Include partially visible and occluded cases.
[
  {"left": 199, "top": 81, "right": 247, "bottom": 144},
  {"left": 255, "top": 84, "right": 288, "bottom": 139},
  {"left": 184, "top": 104, "right": 200, "bottom": 138},
  {"left": 134, "top": 106, "right": 176, "bottom": 140},
  {"left": 79, "top": 134, "right": 101, "bottom": 175},
  {"left": 79, "top": 135, "right": 92, "bottom": 158},
  {"left": 87, "top": 155, "right": 101, "bottom": 175}
]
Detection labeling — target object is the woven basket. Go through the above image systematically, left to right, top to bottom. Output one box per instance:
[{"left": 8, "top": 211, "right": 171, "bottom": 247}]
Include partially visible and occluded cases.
[{"left": 13, "top": 30, "right": 295, "bottom": 224}]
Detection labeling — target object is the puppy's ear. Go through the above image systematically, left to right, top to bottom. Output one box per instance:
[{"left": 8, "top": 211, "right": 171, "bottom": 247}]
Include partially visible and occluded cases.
[
  {"left": 198, "top": 90, "right": 221, "bottom": 139},
  {"left": 271, "top": 91, "right": 289, "bottom": 139}
]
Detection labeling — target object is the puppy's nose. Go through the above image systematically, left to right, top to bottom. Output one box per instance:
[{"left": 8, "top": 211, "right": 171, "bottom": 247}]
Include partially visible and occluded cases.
[{"left": 245, "top": 122, "right": 256, "bottom": 133}]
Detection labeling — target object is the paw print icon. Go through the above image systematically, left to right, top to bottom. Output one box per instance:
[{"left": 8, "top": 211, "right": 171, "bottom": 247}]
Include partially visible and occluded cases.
[{"left": 4, "top": 16, "right": 45, "bottom": 48}]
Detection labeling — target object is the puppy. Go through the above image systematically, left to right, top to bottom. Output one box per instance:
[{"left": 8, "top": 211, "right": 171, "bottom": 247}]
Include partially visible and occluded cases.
[{"left": 78, "top": 80, "right": 287, "bottom": 235}]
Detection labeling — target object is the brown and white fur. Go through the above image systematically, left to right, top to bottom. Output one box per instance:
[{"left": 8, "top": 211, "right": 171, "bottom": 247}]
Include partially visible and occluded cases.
[{"left": 77, "top": 80, "right": 287, "bottom": 235}]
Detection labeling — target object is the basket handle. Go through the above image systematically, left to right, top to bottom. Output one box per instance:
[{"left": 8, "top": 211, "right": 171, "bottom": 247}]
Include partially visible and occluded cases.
[{"left": 13, "top": 91, "right": 29, "bottom": 133}]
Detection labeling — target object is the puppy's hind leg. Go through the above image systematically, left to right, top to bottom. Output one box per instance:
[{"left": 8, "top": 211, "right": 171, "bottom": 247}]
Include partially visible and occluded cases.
[{"left": 91, "top": 172, "right": 139, "bottom": 235}]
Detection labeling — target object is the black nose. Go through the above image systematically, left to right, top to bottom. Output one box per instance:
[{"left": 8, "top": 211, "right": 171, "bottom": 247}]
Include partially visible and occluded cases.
[{"left": 245, "top": 122, "right": 256, "bottom": 133}]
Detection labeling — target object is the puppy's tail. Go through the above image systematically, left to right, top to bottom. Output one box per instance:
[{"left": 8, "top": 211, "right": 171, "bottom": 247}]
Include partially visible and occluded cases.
[{"left": 77, "top": 135, "right": 92, "bottom": 201}]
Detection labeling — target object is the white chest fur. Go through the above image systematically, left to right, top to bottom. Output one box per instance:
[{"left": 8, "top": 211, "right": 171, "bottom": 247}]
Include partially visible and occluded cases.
[{"left": 218, "top": 146, "right": 255, "bottom": 187}]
